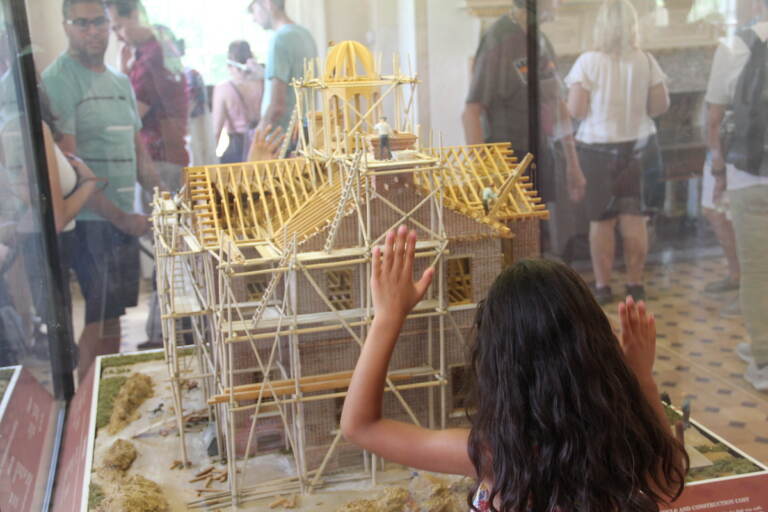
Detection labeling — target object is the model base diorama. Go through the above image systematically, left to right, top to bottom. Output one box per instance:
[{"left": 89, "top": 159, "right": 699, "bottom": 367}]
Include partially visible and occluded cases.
[
  {"left": 85, "top": 350, "right": 477, "bottom": 511},
  {"left": 81, "top": 352, "right": 767, "bottom": 511}
]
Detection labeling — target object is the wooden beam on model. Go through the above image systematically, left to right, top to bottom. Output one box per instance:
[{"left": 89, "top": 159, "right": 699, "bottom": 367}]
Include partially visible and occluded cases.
[
  {"left": 488, "top": 152, "right": 533, "bottom": 219},
  {"left": 208, "top": 367, "right": 437, "bottom": 405},
  {"left": 208, "top": 369, "right": 437, "bottom": 405}
]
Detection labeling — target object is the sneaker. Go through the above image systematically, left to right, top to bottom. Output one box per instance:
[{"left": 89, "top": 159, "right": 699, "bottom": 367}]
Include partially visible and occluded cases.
[
  {"left": 704, "top": 277, "right": 739, "bottom": 294},
  {"left": 625, "top": 284, "right": 646, "bottom": 302},
  {"left": 595, "top": 285, "right": 613, "bottom": 305},
  {"left": 720, "top": 299, "right": 741, "bottom": 318},
  {"left": 736, "top": 342, "right": 753, "bottom": 363},
  {"left": 745, "top": 361, "right": 768, "bottom": 391}
]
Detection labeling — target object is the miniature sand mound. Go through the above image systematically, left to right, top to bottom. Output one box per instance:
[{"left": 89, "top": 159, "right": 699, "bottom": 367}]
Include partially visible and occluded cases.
[
  {"left": 107, "top": 373, "right": 154, "bottom": 435},
  {"left": 103, "top": 439, "right": 137, "bottom": 472},
  {"left": 101, "top": 474, "right": 169, "bottom": 512},
  {"left": 423, "top": 484, "right": 464, "bottom": 512},
  {"left": 337, "top": 486, "right": 414, "bottom": 512},
  {"left": 336, "top": 499, "right": 376, "bottom": 512}
]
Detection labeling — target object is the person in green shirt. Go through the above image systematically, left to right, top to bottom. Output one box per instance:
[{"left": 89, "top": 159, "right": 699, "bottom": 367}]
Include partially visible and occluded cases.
[
  {"left": 42, "top": 0, "right": 164, "bottom": 380},
  {"left": 249, "top": 0, "right": 317, "bottom": 137}
]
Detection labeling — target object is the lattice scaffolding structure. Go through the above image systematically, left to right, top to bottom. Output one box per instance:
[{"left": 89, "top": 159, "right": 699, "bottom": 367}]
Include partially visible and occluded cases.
[{"left": 152, "top": 40, "right": 549, "bottom": 510}]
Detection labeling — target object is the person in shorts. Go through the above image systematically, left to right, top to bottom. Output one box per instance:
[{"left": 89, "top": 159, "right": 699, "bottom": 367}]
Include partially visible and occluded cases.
[{"left": 565, "top": 0, "right": 669, "bottom": 304}]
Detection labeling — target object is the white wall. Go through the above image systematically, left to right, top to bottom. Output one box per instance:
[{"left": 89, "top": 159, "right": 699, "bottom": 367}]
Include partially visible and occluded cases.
[
  {"left": 26, "top": 0, "right": 69, "bottom": 73},
  {"left": 322, "top": 0, "right": 482, "bottom": 146},
  {"left": 424, "top": 1, "right": 480, "bottom": 146}
]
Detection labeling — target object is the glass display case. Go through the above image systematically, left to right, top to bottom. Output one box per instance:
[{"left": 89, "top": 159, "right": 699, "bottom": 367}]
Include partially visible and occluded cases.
[
  {"left": 0, "top": 0, "right": 77, "bottom": 510},
  {"left": 2, "top": 0, "right": 768, "bottom": 510}
]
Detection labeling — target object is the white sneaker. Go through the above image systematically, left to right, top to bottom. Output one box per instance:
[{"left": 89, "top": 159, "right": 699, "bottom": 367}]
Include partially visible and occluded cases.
[
  {"left": 736, "top": 342, "right": 753, "bottom": 363},
  {"left": 745, "top": 361, "right": 768, "bottom": 391}
]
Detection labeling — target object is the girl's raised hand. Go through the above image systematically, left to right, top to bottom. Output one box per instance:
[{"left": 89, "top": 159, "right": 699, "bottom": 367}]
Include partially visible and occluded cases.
[
  {"left": 248, "top": 124, "right": 284, "bottom": 161},
  {"left": 371, "top": 226, "right": 434, "bottom": 321},
  {"left": 618, "top": 296, "right": 657, "bottom": 383}
]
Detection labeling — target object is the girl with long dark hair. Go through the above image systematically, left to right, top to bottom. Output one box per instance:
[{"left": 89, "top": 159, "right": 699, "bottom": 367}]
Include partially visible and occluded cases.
[{"left": 341, "top": 226, "right": 687, "bottom": 511}]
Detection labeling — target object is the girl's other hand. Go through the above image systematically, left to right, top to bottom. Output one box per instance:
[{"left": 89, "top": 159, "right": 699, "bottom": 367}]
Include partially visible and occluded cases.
[
  {"left": 248, "top": 124, "right": 284, "bottom": 161},
  {"left": 371, "top": 226, "right": 434, "bottom": 321},
  {"left": 618, "top": 296, "right": 657, "bottom": 383}
]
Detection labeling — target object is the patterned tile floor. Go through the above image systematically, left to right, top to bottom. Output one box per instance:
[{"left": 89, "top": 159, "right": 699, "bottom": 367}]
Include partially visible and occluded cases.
[{"left": 582, "top": 257, "right": 768, "bottom": 464}]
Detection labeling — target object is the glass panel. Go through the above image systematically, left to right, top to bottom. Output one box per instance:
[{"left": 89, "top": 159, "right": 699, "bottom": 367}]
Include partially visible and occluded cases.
[
  {"left": 0, "top": 0, "right": 72, "bottom": 509},
  {"left": 16, "top": 0, "right": 767, "bottom": 508},
  {"left": 534, "top": 0, "right": 768, "bottom": 472}
]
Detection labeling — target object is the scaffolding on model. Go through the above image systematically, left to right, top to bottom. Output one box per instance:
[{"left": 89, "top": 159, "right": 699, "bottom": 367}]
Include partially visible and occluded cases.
[{"left": 151, "top": 40, "right": 547, "bottom": 510}]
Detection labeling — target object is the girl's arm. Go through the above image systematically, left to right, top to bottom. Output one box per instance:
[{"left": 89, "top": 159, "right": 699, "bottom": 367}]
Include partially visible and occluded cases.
[
  {"left": 42, "top": 123, "right": 98, "bottom": 232},
  {"left": 340, "top": 226, "right": 476, "bottom": 478},
  {"left": 619, "top": 297, "right": 687, "bottom": 499}
]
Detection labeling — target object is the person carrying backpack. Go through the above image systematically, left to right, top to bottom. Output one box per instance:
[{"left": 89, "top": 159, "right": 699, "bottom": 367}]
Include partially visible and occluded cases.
[{"left": 706, "top": 0, "right": 768, "bottom": 391}]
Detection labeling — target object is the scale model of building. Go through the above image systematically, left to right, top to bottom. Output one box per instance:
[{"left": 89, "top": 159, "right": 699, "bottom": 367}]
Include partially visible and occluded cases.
[{"left": 152, "top": 40, "right": 547, "bottom": 509}]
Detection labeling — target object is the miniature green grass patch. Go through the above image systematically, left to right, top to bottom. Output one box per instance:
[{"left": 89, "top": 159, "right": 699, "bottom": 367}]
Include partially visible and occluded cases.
[
  {"left": 98, "top": 347, "right": 194, "bottom": 371},
  {"left": 96, "top": 349, "right": 193, "bottom": 430},
  {"left": 100, "top": 352, "right": 166, "bottom": 370},
  {"left": 0, "top": 369, "right": 14, "bottom": 403},
  {"left": 96, "top": 376, "right": 128, "bottom": 430},
  {"left": 688, "top": 456, "right": 761, "bottom": 482},
  {"left": 87, "top": 482, "right": 106, "bottom": 510}
]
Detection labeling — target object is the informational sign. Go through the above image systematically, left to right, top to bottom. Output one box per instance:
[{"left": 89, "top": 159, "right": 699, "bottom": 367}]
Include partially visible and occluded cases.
[
  {"left": 50, "top": 364, "right": 96, "bottom": 512},
  {"left": 0, "top": 367, "right": 58, "bottom": 512},
  {"left": 663, "top": 473, "right": 768, "bottom": 512}
]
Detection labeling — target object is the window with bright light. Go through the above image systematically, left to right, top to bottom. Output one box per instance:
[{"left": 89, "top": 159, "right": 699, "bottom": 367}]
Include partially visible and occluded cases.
[{"left": 143, "top": 0, "right": 271, "bottom": 85}]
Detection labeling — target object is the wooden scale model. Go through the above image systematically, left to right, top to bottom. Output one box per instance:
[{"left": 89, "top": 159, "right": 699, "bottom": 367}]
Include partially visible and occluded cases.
[{"left": 151, "top": 40, "right": 547, "bottom": 509}]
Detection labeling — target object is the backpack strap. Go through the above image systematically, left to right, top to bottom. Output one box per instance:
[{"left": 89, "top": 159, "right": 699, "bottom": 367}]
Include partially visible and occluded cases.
[
  {"left": 737, "top": 27, "right": 761, "bottom": 49},
  {"left": 229, "top": 81, "right": 257, "bottom": 128}
]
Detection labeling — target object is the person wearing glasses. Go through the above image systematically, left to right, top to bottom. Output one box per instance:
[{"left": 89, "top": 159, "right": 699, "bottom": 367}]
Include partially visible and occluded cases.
[{"left": 41, "top": 0, "right": 164, "bottom": 379}]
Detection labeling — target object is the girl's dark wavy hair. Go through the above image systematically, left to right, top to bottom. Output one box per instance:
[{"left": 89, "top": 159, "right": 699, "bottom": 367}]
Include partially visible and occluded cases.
[{"left": 466, "top": 259, "right": 687, "bottom": 512}]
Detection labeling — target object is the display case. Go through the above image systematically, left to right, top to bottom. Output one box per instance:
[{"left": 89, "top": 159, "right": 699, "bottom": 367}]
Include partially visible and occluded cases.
[
  {"left": 0, "top": 0, "right": 78, "bottom": 509},
  {"left": 3, "top": 0, "right": 768, "bottom": 510}
]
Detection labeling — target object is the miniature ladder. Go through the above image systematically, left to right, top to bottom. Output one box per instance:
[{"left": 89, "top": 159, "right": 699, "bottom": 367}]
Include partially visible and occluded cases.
[
  {"left": 278, "top": 106, "right": 299, "bottom": 159},
  {"left": 323, "top": 154, "right": 360, "bottom": 253},
  {"left": 186, "top": 168, "right": 219, "bottom": 248},
  {"left": 249, "top": 236, "right": 296, "bottom": 330}
]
